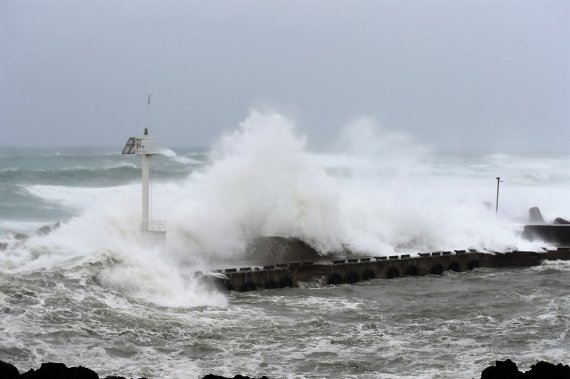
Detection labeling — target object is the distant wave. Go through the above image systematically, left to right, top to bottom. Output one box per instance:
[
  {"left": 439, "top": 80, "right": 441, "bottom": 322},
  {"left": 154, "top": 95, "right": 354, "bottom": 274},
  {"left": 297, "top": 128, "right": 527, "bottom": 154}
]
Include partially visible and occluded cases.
[
  {"left": 156, "top": 148, "right": 205, "bottom": 165},
  {"left": 0, "top": 164, "right": 140, "bottom": 186},
  {"left": 0, "top": 164, "right": 185, "bottom": 186}
]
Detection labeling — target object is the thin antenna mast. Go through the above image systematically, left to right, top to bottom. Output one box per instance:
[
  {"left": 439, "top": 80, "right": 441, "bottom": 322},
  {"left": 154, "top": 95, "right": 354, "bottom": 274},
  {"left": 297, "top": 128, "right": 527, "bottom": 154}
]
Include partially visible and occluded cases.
[{"left": 495, "top": 177, "right": 501, "bottom": 214}]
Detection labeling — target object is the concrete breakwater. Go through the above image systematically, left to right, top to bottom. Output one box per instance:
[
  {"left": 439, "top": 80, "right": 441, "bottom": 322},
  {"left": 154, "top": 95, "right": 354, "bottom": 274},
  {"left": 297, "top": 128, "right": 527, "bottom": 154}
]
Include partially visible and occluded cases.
[{"left": 209, "top": 247, "right": 570, "bottom": 292}]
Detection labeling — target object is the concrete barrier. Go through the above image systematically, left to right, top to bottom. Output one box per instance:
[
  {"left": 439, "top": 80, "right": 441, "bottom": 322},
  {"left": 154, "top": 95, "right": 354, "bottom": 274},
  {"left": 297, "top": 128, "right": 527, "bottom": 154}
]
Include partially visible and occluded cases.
[
  {"left": 523, "top": 224, "right": 570, "bottom": 244},
  {"left": 210, "top": 250, "right": 570, "bottom": 292}
]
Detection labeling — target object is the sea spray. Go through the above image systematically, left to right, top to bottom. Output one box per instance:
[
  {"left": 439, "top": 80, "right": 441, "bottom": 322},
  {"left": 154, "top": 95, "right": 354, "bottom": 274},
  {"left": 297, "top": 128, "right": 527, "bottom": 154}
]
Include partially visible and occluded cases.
[
  {"left": 1, "top": 110, "right": 564, "bottom": 306},
  {"left": 165, "top": 111, "right": 344, "bottom": 259},
  {"left": 1, "top": 117, "right": 570, "bottom": 378},
  {"left": 3, "top": 183, "right": 227, "bottom": 307}
]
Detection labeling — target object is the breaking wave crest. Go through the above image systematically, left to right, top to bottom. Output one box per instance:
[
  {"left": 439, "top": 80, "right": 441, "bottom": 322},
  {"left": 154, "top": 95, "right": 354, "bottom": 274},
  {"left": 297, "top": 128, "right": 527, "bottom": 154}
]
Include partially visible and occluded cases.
[{"left": 2, "top": 110, "right": 566, "bottom": 305}]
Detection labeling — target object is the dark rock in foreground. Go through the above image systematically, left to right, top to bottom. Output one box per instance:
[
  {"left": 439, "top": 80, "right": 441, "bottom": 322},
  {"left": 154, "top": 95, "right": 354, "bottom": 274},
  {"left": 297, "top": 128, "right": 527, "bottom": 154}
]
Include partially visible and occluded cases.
[
  {"left": 3, "top": 359, "right": 569, "bottom": 378},
  {"left": 481, "top": 359, "right": 570, "bottom": 379},
  {"left": 481, "top": 359, "right": 524, "bottom": 379},
  {"left": 0, "top": 361, "right": 268, "bottom": 379},
  {"left": 0, "top": 361, "right": 19, "bottom": 379},
  {"left": 0, "top": 361, "right": 145, "bottom": 379},
  {"left": 20, "top": 362, "right": 99, "bottom": 379},
  {"left": 202, "top": 375, "right": 269, "bottom": 379}
]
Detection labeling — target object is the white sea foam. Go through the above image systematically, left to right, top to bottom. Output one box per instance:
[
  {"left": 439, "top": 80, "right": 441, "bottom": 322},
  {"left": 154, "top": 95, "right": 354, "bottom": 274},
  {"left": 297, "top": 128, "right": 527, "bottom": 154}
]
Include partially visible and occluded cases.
[
  {"left": 4, "top": 109, "right": 569, "bottom": 306},
  {"left": 156, "top": 147, "right": 203, "bottom": 165}
]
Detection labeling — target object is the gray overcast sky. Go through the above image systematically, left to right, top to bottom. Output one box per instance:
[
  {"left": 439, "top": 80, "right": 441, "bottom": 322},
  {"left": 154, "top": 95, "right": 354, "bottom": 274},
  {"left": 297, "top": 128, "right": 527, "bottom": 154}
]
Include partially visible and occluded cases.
[{"left": 0, "top": 0, "right": 568, "bottom": 151}]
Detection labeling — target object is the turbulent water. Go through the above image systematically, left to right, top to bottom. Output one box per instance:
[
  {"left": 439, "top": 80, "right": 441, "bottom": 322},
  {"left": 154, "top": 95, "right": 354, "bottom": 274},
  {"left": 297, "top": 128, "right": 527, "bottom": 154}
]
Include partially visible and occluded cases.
[{"left": 1, "top": 112, "right": 569, "bottom": 378}]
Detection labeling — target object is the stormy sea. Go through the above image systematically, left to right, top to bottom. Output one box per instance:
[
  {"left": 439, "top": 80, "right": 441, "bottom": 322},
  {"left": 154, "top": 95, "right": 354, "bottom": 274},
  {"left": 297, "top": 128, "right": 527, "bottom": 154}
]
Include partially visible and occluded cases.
[{"left": 1, "top": 112, "right": 569, "bottom": 378}]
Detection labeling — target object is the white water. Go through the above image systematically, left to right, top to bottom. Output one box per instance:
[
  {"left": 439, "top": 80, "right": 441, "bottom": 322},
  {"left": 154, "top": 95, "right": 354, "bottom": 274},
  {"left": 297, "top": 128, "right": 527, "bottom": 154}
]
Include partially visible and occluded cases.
[{"left": 2, "top": 110, "right": 570, "bottom": 308}]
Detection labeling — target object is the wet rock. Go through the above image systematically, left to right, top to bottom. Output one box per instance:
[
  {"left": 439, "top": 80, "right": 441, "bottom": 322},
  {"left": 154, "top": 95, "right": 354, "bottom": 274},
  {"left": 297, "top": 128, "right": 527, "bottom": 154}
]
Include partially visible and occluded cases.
[
  {"left": 528, "top": 207, "right": 545, "bottom": 223},
  {"left": 553, "top": 217, "right": 570, "bottom": 225},
  {"left": 245, "top": 237, "right": 321, "bottom": 266},
  {"left": 480, "top": 359, "right": 570, "bottom": 379},
  {"left": 481, "top": 359, "right": 523, "bottom": 379},
  {"left": 0, "top": 361, "right": 19, "bottom": 379},
  {"left": 0, "top": 361, "right": 147, "bottom": 379},
  {"left": 524, "top": 361, "right": 570, "bottom": 379},
  {"left": 20, "top": 362, "right": 99, "bottom": 379},
  {"left": 202, "top": 375, "right": 269, "bottom": 379}
]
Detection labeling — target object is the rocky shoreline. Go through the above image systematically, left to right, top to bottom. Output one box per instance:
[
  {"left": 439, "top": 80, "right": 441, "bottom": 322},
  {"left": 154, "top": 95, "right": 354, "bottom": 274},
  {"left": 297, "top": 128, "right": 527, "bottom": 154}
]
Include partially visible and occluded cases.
[
  {"left": 2, "top": 359, "right": 569, "bottom": 378},
  {"left": 481, "top": 359, "right": 570, "bottom": 379},
  {"left": 0, "top": 361, "right": 268, "bottom": 379}
]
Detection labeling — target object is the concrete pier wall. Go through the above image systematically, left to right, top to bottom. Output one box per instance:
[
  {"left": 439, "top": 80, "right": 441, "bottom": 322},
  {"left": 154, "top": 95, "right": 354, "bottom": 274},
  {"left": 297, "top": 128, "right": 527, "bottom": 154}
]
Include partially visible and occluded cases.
[{"left": 211, "top": 248, "right": 570, "bottom": 292}]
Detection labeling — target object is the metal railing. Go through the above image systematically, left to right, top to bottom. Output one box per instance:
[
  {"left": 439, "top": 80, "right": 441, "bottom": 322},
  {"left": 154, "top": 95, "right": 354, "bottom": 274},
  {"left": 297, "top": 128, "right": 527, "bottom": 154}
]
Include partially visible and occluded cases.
[{"left": 141, "top": 220, "right": 167, "bottom": 233}]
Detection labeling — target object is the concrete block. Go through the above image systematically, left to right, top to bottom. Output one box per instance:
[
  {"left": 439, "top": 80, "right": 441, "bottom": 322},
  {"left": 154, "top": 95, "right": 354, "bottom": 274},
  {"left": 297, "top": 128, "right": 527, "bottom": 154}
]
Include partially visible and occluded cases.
[
  {"left": 523, "top": 224, "right": 570, "bottom": 244},
  {"left": 442, "top": 251, "right": 452, "bottom": 256},
  {"left": 431, "top": 252, "right": 441, "bottom": 256},
  {"left": 419, "top": 253, "right": 430, "bottom": 257},
  {"left": 401, "top": 254, "right": 410, "bottom": 259},
  {"left": 389, "top": 255, "right": 399, "bottom": 260},
  {"left": 377, "top": 257, "right": 388, "bottom": 261},
  {"left": 348, "top": 258, "right": 358, "bottom": 263},
  {"left": 360, "top": 258, "right": 371, "bottom": 262},
  {"left": 333, "top": 259, "right": 346, "bottom": 264},
  {"left": 289, "top": 262, "right": 301, "bottom": 267},
  {"left": 276, "top": 263, "right": 288, "bottom": 267},
  {"left": 263, "top": 265, "right": 275, "bottom": 270},
  {"left": 240, "top": 267, "right": 251, "bottom": 272},
  {"left": 225, "top": 268, "right": 237, "bottom": 273}
]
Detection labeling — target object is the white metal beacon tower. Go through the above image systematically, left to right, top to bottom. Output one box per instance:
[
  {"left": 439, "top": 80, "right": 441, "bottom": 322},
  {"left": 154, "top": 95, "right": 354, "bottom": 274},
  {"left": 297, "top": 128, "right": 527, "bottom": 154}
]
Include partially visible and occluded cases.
[{"left": 122, "top": 96, "right": 167, "bottom": 241}]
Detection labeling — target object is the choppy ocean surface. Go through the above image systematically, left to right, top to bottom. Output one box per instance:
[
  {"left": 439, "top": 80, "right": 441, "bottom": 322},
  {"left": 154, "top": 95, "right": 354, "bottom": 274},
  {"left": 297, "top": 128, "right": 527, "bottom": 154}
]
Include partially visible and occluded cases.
[{"left": 1, "top": 113, "right": 569, "bottom": 378}]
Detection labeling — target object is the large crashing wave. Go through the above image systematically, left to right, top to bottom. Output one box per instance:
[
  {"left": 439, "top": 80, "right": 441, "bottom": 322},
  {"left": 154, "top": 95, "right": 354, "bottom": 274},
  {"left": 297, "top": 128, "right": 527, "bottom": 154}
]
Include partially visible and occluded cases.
[{"left": 1, "top": 110, "right": 558, "bottom": 306}]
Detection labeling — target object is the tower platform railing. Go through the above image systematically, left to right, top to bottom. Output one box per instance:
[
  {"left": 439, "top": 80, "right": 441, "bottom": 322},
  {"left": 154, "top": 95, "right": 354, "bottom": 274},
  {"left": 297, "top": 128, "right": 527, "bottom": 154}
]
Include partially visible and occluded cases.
[{"left": 141, "top": 220, "right": 167, "bottom": 233}]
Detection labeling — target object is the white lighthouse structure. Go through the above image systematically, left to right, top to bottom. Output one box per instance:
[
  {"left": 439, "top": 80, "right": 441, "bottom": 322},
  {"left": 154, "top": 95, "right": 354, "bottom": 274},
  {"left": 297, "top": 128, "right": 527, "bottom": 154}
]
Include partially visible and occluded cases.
[{"left": 122, "top": 98, "right": 167, "bottom": 238}]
